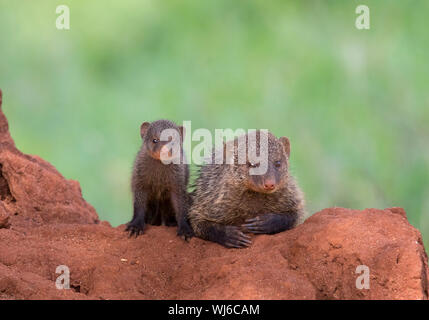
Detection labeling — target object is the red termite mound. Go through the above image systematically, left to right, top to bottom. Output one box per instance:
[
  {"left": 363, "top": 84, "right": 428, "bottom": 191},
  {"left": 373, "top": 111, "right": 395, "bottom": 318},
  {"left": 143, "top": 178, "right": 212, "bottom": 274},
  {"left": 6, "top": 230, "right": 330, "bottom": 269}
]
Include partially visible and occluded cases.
[{"left": 0, "top": 89, "right": 427, "bottom": 300}]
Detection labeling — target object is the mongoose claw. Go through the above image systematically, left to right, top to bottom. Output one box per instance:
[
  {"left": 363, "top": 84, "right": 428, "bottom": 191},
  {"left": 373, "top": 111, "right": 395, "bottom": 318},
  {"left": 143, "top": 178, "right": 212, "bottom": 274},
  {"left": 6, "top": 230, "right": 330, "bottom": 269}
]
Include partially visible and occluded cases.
[
  {"left": 242, "top": 213, "right": 289, "bottom": 234},
  {"left": 242, "top": 215, "right": 275, "bottom": 234},
  {"left": 125, "top": 220, "right": 145, "bottom": 238},
  {"left": 177, "top": 223, "right": 194, "bottom": 241},
  {"left": 223, "top": 226, "right": 252, "bottom": 248}
]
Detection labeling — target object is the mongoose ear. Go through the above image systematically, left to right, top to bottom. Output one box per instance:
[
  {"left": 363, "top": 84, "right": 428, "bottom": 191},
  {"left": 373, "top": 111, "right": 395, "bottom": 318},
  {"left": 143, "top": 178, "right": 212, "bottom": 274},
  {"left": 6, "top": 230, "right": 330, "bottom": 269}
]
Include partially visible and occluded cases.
[
  {"left": 140, "top": 122, "right": 150, "bottom": 139},
  {"left": 279, "top": 137, "right": 290, "bottom": 158}
]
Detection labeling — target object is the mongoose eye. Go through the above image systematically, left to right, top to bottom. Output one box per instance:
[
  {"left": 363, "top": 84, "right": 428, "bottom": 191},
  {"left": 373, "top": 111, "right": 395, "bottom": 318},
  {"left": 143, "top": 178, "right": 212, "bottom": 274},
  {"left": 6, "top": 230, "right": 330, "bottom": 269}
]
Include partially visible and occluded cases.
[
  {"left": 152, "top": 139, "right": 159, "bottom": 144},
  {"left": 274, "top": 161, "right": 281, "bottom": 168},
  {"left": 248, "top": 162, "right": 259, "bottom": 168}
]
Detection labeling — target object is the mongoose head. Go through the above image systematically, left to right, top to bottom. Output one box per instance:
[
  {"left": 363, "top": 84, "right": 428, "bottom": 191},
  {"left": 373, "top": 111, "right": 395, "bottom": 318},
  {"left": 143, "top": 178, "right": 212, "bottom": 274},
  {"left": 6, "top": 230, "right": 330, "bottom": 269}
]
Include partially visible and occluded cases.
[
  {"left": 140, "top": 120, "right": 184, "bottom": 161},
  {"left": 227, "top": 131, "right": 290, "bottom": 194}
]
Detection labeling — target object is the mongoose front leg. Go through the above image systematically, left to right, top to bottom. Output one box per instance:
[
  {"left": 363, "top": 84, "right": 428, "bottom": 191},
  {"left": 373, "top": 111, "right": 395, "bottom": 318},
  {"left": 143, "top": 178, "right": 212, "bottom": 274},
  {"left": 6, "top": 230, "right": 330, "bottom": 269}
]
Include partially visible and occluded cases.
[
  {"left": 125, "top": 191, "right": 148, "bottom": 237},
  {"left": 170, "top": 191, "right": 194, "bottom": 240},
  {"left": 241, "top": 213, "right": 296, "bottom": 235},
  {"left": 199, "top": 221, "right": 252, "bottom": 248}
]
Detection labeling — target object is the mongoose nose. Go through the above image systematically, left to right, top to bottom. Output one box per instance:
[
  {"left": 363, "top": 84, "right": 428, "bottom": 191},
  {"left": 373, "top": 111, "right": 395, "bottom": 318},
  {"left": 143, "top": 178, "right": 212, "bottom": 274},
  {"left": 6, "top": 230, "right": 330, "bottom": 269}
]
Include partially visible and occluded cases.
[{"left": 264, "top": 181, "right": 275, "bottom": 190}]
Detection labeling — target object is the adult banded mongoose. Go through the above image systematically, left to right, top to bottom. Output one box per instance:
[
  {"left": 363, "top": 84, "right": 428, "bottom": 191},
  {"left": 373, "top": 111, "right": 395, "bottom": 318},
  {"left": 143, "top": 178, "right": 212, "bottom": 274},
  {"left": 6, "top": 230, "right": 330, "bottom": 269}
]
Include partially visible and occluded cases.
[
  {"left": 126, "top": 119, "right": 193, "bottom": 240},
  {"left": 188, "top": 130, "right": 305, "bottom": 248}
]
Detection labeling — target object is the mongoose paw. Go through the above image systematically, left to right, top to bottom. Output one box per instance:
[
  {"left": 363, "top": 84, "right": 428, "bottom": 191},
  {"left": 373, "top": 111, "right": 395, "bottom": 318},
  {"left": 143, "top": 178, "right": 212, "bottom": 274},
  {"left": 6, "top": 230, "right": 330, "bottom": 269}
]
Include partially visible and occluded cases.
[
  {"left": 242, "top": 214, "right": 285, "bottom": 234},
  {"left": 125, "top": 220, "right": 146, "bottom": 238},
  {"left": 177, "top": 222, "right": 194, "bottom": 242},
  {"left": 222, "top": 226, "right": 252, "bottom": 249}
]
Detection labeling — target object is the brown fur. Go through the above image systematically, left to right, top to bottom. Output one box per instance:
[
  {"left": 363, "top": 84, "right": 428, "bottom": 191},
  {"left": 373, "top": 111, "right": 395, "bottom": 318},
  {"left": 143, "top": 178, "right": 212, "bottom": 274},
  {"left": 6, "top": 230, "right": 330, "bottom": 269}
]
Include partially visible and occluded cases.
[
  {"left": 126, "top": 119, "right": 193, "bottom": 239},
  {"left": 188, "top": 130, "right": 305, "bottom": 248}
]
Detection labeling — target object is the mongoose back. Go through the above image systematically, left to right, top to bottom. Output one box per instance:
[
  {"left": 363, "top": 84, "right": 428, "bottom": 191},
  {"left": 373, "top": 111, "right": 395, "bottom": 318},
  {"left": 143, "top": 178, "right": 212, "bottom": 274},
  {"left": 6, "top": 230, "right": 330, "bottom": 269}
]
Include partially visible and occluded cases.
[
  {"left": 126, "top": 119, "right": 193, "bottom": 239},
  {"left": 188, "top": 130, "right": 305, "bottom": 248}
]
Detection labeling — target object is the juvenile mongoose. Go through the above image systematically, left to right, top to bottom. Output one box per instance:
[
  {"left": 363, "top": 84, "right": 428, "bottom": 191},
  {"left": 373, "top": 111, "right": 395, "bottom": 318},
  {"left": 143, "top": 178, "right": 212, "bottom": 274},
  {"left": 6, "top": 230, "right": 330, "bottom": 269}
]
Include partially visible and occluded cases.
[
  {"left": 126, "top": 119, "right": 193, "bottom": 239},
  {"left": 188, "top": 130, "right": 305, "bottom": 248}
]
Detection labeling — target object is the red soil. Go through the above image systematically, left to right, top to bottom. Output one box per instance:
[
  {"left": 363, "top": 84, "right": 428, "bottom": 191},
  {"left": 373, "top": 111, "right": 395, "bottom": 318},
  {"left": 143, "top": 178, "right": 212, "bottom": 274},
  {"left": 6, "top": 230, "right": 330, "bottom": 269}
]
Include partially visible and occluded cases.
[{"left": 0, "top": 89, "right": 427, "bottom": 300}]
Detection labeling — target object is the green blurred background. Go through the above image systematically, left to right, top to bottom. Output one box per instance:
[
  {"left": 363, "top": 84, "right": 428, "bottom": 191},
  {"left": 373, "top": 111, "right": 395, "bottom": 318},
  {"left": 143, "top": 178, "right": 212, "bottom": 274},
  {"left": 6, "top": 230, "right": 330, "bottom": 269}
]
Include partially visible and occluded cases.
[{"left": 0, "top": 1, "right": 428, "bottom": 246}]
